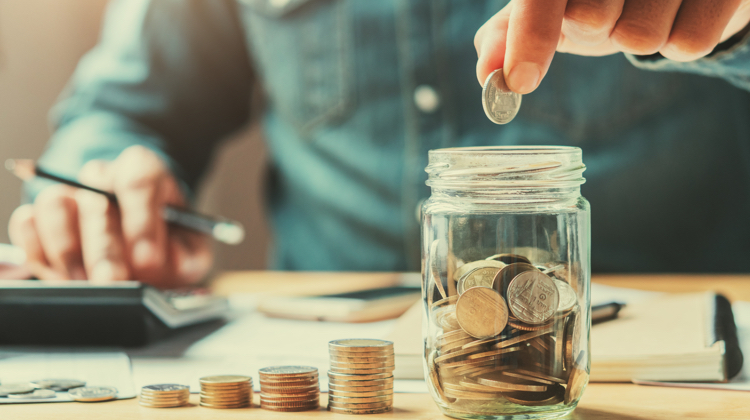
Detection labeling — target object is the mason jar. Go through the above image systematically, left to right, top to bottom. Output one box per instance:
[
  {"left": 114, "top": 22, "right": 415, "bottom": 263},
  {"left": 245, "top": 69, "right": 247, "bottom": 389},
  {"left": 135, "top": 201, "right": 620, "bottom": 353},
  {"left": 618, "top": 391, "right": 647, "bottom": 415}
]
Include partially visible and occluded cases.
[{"left": 421, "top": 146, "right": 590, "bottom": 420}]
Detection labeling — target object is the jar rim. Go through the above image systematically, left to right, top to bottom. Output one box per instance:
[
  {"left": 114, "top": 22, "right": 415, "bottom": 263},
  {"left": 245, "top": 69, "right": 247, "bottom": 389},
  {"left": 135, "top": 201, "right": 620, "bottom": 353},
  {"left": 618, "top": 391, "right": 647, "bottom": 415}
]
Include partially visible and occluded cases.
[
  {"left": 426, "top": 146, "right": 585, "bottom": 199},
  {"left": 431, "top": 146, "right": 581, "bottom": 155}
]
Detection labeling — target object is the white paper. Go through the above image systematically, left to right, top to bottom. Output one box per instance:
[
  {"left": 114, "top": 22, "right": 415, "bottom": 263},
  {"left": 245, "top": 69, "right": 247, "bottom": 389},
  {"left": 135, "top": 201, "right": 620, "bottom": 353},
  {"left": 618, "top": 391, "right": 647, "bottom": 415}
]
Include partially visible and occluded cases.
[
  {"left": 590, "top": 282, "right": 663, "bottom": 306},
  {"left": 130, "top": 293, "right": 424, "bottom": 392},
  {"left": 0, "top": 352, "right": 136, "bottom": 404}
]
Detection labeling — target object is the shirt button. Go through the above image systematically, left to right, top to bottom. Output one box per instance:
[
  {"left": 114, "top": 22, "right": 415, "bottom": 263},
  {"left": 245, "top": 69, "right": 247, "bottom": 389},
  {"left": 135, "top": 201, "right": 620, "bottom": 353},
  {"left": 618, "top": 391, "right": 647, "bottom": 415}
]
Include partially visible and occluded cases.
[
  {"left": 270, "top": 0, "right": 291, "bottom": 9},
  {"left": 414, "top": 85, "right": 440, "bottom": 113}
]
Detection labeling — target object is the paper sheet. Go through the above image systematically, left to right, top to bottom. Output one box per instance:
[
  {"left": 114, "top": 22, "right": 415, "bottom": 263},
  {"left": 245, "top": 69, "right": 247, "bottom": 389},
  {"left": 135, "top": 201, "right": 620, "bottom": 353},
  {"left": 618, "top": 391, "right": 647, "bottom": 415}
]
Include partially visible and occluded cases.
[
  {"left": 130, "top": 293, "right": 425, "bottom": 392},
  {"left": 0, "top": 352, "right": 136, "bottom": 404}
]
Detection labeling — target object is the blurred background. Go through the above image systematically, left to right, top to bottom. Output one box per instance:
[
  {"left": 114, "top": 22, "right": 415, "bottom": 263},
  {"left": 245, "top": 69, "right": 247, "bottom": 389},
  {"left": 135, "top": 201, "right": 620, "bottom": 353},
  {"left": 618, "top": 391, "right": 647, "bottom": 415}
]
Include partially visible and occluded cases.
[{"left": 0, "top": 0, "right": 270, "bottom": 271}]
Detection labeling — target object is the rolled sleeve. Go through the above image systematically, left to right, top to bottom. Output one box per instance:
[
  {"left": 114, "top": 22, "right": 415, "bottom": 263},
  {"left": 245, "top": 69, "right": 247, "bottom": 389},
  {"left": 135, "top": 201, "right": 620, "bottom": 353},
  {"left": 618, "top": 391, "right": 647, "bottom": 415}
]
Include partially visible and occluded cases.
[
  {"left": 26, "top": 0, "right": 254, "bottom": 203},
  {"left": 626, "top": 29, "right": 750, "bottom": 91}
]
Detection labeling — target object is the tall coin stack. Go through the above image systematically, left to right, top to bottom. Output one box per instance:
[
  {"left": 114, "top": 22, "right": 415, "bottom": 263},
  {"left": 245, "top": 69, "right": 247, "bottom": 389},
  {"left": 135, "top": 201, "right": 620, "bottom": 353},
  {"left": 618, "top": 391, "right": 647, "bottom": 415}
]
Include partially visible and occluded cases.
[
  {"left": 327, "top": 339, "right": 395, "bottom": 415},
  {"left": 258, "top": 366, "right": 320, "bottom": 412},
  {"left": 199, "top": 375, "right": 252, "bottom": 409},
  {"left": 139, "top": 384, "right": 190, "bottom": 408}
]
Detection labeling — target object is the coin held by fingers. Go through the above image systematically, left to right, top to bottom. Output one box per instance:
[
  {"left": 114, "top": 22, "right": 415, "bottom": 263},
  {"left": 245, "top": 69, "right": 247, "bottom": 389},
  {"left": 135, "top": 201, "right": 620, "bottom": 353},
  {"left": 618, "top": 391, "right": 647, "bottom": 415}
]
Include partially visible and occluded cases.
[{"left": 482, "top": 69, "right": 522, "bottom": 124}]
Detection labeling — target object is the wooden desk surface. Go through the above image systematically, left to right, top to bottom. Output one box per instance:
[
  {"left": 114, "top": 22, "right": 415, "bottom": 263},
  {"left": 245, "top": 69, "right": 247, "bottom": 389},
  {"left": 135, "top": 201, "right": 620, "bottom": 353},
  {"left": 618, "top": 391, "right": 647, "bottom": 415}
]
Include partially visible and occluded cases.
[{"left": 5, "top": 272, "right": 750, "bottom": 420}]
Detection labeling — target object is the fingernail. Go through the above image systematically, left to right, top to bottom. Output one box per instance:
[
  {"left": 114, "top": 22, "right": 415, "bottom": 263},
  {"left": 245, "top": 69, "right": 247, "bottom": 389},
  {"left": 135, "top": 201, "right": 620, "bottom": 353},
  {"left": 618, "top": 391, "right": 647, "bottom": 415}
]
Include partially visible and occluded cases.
[
  {"left": 507, "top": 62, "right": 542, "bottom": 94},
  {"left": 133, "top": 239, "right": 158, "bottom": 267},
  {"left": 90, "top": 261, "right": 117, "bottom": 282}
]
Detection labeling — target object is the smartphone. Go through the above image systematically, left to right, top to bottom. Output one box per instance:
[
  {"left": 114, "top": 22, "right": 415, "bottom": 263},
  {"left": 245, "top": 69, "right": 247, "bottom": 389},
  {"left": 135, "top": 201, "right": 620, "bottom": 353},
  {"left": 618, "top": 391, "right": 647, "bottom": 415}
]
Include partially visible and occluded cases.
[{"left": 257, "top": 286, "right": 421, "bottom": 323}]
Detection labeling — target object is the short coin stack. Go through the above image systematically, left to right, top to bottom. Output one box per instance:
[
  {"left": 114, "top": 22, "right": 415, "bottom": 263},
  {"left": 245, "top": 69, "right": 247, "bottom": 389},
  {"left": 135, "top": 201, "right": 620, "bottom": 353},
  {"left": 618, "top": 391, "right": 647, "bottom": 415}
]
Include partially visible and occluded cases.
[
  {"left": 327, "top": 339, "right": 395, "bottom": 415},
  {"left": 258, "top": 366, "right": 320, "bottom": 412},
  {"left": 199, "top": 375, "right": 252, "bottom": 409},
  {"left": 139, "top": 384, "right": 190, "bottom": 408}
]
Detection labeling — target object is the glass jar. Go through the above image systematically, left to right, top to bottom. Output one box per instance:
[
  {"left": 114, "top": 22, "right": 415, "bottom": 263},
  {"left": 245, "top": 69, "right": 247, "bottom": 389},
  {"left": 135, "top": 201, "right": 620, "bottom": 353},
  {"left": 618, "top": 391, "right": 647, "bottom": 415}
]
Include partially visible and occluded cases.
[{"left": 421, "top": 146, "right": 590, "bottom": 420}]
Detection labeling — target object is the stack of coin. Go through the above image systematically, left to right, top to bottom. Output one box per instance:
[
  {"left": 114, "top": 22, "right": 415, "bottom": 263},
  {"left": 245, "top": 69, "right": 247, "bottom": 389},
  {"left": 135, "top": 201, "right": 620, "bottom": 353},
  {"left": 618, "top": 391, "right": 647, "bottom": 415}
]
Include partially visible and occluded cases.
[
  {"left": 426, "top": 251, "right": 588, "bottom": 408},
  {"left": 327, "top": 339, "right": 394, "bottom": 415},
  {"left": 258, "top": 366, "right": 319, "bottom": 412},
  {"left": 199, "top": 375, "right": 252, "bottom": 409},
  {"left": 139, "top": 384, "right": 190, "bottom": 408}
]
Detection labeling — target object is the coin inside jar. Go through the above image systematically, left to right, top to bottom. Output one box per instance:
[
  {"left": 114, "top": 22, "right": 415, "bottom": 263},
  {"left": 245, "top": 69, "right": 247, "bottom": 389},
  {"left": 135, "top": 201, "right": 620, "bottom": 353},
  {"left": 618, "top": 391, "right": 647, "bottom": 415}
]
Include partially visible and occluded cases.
[
  {"left": 481, "top": 68, "right": 522, "bottom": 124},
  {"left": 486, "top": 253, "right": 531, "bottom": 265},
  {"left": 453, "top": 259, "right": 506, "bottom": 284},
  {"left": 493, "top": 262, "right": 537, "bottom": 295},
  {"left": 458, "top": 266, "right": 504, "bottom": 295},
  {"left": 506, "top": 270, "right": 560, "bottom": 325},
  {"left": 554, "top": 279, "right": 577, "bottom": 313},
  {"left": 455, "top": 286, "right": 508, "bottom": 339}
]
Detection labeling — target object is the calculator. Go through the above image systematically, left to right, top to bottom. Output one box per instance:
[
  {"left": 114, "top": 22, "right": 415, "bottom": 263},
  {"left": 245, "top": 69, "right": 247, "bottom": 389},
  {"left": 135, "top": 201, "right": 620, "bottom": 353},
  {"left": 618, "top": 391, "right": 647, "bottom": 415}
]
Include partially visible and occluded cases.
[{"left": 0, "top": 280, "right": 229, "bottom": 347}]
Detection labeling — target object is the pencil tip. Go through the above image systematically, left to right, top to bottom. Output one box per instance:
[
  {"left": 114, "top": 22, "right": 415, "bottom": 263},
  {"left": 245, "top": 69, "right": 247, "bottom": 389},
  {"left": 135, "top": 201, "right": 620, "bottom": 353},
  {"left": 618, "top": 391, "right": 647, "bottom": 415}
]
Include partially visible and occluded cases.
[{"left": 212, "top": 222, "right": 245, "bottom": 245}]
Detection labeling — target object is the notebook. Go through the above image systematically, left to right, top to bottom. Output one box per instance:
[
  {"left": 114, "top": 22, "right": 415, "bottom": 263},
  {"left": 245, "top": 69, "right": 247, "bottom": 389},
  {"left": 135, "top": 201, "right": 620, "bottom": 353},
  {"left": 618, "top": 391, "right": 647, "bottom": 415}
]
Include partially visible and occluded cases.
[
  {"left": 388, "top": 290, "right": 743, "bottom": 382},
  {"left": 591, "top": 291, "right": 742, "bottom": 382}
]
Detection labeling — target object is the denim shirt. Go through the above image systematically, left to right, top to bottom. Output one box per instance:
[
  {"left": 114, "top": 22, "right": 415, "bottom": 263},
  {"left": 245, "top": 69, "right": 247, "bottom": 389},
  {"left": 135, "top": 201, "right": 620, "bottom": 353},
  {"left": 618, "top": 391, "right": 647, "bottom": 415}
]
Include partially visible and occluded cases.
[{"left": 31, "top": 0, "right": 750, "bottom": 272}]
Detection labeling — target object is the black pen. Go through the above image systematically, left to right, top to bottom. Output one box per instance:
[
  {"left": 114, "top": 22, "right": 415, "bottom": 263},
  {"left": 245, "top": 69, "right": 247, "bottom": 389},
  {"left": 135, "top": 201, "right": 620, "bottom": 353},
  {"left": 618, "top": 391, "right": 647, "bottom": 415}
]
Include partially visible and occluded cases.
[
  {"left": 5, "top": 159, "right": 245, "bottom": 245},
  {"left": 592, "top": 301, "right": 626, "bottom": 324}
]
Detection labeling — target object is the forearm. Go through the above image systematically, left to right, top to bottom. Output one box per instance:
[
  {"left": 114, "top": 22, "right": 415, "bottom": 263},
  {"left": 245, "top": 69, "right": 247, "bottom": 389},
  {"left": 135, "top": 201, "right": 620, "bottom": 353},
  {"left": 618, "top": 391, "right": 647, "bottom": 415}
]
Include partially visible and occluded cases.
[{"left": 26, "top": 112, "right": 188, "bottom": 202}]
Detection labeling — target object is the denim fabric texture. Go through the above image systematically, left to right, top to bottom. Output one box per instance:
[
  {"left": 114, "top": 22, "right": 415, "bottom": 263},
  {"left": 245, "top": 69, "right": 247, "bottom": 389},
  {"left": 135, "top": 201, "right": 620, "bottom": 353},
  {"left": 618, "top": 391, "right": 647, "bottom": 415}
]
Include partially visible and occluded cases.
[{"left": 29, "top": 0, "right": 750, "bottom": 272}]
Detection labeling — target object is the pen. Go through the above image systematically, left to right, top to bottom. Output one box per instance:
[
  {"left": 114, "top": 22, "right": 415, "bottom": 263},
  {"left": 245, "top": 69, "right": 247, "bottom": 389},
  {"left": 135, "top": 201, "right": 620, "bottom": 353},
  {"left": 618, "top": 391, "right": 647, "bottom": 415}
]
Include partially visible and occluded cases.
[
  {"left": 5, "top": 159, "right": 245, "bottom": 245},
  {"left": 592, "top": 301, "right": 626, "bottom": 324}
]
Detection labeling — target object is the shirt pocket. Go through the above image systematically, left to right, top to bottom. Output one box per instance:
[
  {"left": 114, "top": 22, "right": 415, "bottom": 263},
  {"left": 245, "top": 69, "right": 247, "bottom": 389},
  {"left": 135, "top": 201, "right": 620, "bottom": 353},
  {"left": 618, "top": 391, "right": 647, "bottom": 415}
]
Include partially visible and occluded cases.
[
  {"left": 238, "top": 0, "right": 353, "bottom": 134},
  {"left": 519, "top": 54, "right": 688, "bottom": 144}
]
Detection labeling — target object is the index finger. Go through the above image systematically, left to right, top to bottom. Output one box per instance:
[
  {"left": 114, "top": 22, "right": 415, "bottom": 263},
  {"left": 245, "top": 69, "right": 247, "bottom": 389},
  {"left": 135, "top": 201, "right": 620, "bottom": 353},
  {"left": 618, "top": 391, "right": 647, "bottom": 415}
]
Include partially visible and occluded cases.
[
  {"left": 504, "top": 0, "right": 568, "bottom": 94},
  {"left": 112, "top": 146, "right": 169, "bottom": 281}
]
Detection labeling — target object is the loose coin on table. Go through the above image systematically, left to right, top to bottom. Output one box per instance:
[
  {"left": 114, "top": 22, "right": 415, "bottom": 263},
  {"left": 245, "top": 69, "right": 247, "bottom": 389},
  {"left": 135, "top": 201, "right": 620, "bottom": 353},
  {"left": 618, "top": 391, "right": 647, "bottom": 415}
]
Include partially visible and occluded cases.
[
  {"left": 481, "top": 68, "right": 522, "bottom": 124},
  {"left": 259, "top": 366, "right": 319, "bottom": 412},
  {"left": 200, "top": 375, "right": 252, "bottom": 409},
  {"left": 31, "top": 379, "right": 85, "bottom": 391},
  {"left": 0, "top": 383, "right": 35, "bottom": 397},
  {"left": 139, "top": 384, "right": 190, "bottom": 408},
  {"left": 68, "top": 386, "right": 118, "bottom": 402},
  {"left": 8, "top": 389, "right": 56, "bottom": 399}
]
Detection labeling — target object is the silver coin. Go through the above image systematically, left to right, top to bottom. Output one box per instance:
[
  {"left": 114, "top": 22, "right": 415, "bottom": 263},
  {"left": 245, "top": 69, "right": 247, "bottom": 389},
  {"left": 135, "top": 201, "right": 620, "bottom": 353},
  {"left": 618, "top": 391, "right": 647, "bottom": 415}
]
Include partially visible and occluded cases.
[
  {"left": 482, "top": 68, "right": 522, "bottom": 124},
  {"left": 453, "top": 259, "right": 505, "bottom": 283},
  {"left": 457, "top": 266, "right": 503, "bottom": 295},
  {"left": 507, "top": 270, "right": 560, "bottom": 324},
  {"left": 554, "top": 279, "right": 577, "bottom": 313},
  {"left": 259, "top": 366, "right": 317, "bottom": 376},
  {"left": 32, "top": 379, "right": 86, "bottom": 391},
  {"left": 0, "top": 383, "right": 35, "bottom": 397},
  {"left": 141, "top": 384, "right": 190, "bottom": 393},
  {"left": 68, "top": 386, "right": 118, "bottom": 402},
  {"left": 8, "top": 389, "right": 57, "bottom": 399}
]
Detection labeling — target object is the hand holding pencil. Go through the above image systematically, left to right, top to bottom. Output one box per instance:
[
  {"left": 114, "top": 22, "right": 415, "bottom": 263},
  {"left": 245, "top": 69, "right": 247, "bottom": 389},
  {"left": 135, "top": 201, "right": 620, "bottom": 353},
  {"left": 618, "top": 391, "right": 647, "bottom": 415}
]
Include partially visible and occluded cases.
[{"left": 6, "top": 145, "right": 242, "bottom": 288}]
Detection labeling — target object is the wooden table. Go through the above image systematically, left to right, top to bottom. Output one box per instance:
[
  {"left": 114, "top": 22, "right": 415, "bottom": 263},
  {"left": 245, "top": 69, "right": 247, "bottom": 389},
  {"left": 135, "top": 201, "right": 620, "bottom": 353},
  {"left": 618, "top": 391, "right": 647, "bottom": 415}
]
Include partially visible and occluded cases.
[{"left": 5, "top": 272, "right": 750, "bottom": 420}]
